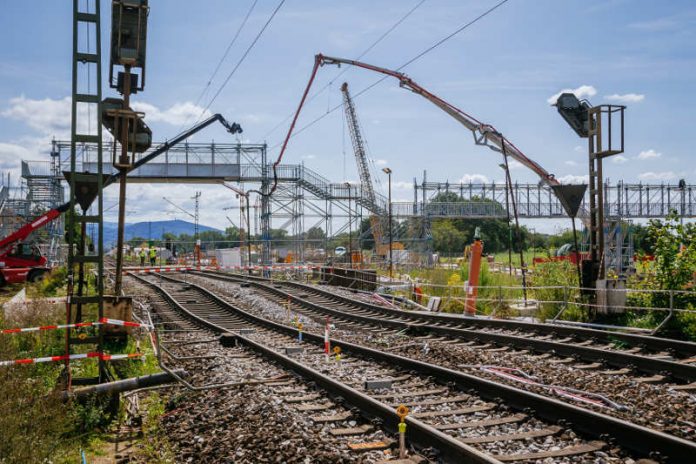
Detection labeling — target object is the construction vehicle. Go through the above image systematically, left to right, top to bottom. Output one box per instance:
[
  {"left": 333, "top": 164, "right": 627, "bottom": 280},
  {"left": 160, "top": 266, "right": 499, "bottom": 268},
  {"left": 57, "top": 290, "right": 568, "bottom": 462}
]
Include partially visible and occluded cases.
[
  {"left": 340, "top": 82, "right": 404, "bottom": 261},
  {"left": 0, "top": 114, "right": 241, "bottom": 286},
  {"left": 0, "top": 205, "right": 69, "bottom": 284},
  {"left": 532, "top": 243, "right": 588, "bottom": 266}
]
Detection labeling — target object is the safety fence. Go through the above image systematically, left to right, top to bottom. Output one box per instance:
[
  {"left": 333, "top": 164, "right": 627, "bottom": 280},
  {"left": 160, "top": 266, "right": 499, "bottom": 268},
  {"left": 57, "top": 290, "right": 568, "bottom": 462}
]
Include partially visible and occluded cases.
[
  {"left": 122, "top": 264, "right": 322, "bottom": 274},
  {"left": 249, "top": 268, "right": 696, "bottom": 334},
  {"left": 0, "top": 318, "right": 154, "bottom": 368}
]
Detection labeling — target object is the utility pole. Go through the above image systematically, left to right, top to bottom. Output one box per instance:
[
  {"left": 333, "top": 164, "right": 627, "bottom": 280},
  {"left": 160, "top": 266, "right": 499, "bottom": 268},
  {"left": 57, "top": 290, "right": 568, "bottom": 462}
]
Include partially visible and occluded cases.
[
  {"left": 499, "top": 134, "right": 528, "bottom": 303},
  {"left": 500, "top": 164, "right": 513, "bottom": 276},
  {"left": 382, "top": 167, "right": 393, "bottom": 279},
  {"left": 345, "top": 182, "right": 352, "bottom": 267},
  {"left": 222, "top": 183, "right": 253, "bottom": 274},
  {"left": 192, "top": 191, "right": 201, "bottom": 265},
  {"left": 163, "top": 193, "right": 201, "bottom": 265}
]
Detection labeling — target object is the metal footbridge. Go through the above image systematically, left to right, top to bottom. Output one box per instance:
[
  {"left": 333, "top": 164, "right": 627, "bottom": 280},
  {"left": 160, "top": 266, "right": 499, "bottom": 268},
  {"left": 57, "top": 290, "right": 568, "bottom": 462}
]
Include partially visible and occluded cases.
[{"left": 23, "top": 141, "right": 696, "bottom": 220}]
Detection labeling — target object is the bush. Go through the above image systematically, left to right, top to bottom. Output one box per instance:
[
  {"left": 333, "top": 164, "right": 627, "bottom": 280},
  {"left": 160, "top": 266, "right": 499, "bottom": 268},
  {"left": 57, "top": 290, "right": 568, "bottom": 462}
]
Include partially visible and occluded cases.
[{"left": 529, "top": 261, "right": 583, "bottom": 321}]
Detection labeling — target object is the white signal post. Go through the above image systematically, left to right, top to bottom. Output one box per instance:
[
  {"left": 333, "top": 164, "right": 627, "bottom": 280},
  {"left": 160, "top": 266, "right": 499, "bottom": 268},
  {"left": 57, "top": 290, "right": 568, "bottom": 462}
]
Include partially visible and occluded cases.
[{"left": 324, "top": 317, "right": 331, "bottom": 362}]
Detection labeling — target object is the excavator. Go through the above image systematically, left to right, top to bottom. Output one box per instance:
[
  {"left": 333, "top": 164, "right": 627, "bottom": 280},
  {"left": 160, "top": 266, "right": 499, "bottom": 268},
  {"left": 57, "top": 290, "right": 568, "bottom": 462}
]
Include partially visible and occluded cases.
[{"left": 0, "top": 113, "right": 241, "bottom": 286}]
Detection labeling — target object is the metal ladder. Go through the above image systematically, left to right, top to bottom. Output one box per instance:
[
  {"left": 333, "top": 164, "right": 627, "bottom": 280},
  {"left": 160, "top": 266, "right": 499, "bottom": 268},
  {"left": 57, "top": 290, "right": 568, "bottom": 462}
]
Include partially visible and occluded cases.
[{"left": 64, "top": 0, "right": 107, "bottom": 388}]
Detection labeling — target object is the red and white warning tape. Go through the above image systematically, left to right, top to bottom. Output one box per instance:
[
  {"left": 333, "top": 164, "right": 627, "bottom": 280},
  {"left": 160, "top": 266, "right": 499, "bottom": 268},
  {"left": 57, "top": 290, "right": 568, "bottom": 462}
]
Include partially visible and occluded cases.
[
  {"left": 123, "top": 264, "right": 321, "bottom": 275},
  {"left": 3, "top": 296, "right": 68, "bottom": 306},
  {"left": 1, "top": 318, "right": 153, "bottom": 335},
  {"left": 0, "top": 351, "right": 143, "bottom": 367}
]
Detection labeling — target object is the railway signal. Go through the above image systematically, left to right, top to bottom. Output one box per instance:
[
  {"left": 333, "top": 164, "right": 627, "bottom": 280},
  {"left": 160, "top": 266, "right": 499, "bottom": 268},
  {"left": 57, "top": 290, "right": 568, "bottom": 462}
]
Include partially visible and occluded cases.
[{"left": 554, "top": 93, "right": 626, "bottom": 302}]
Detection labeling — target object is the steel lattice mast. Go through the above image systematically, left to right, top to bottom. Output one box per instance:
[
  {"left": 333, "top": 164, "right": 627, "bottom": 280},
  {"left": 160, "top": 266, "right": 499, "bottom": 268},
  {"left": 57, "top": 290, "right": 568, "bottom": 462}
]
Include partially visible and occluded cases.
[{"left": 341, "top": 82, "right": 385, "bottom": 253}]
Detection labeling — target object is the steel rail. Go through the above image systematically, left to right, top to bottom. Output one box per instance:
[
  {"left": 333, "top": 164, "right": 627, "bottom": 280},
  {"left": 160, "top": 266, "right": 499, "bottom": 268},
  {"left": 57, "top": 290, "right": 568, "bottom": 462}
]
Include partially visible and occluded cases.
[
  {"left": 193, "top": 270, "right": 696, "bottom": 383},
  {"left": 199, "top": 270, "right": 696, "bottom": 358},
  {"left": 137, "top": 271, "right": 696, "bottom": 462},
  {"left": 129, "top": 272, "right": 496, "bottom": 463}
]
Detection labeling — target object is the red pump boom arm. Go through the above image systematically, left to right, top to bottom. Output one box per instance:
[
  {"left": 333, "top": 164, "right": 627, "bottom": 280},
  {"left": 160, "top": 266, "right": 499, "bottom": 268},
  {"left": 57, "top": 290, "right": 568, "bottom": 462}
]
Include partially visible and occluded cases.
[{"left": 273, "top": 54, "right": 558, "bottom": 192}]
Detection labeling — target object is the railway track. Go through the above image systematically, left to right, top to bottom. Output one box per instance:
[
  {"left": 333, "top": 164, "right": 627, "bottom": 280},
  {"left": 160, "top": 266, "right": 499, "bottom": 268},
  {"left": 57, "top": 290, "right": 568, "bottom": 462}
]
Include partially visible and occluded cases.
[
  {"left": 193, "top": 270, "right": 696, "bottom": 386},
  {"left": 132, "top": 271, "right": 696, "bottom": 463},
  {"left": 132, "top": 277, "right": 434, "bottom": 463}
]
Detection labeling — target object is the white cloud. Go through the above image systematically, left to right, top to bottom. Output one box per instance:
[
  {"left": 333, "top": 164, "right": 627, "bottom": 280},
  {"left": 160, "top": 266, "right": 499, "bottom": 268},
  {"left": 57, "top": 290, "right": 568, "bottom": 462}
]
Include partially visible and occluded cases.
[
  {"left": 628, "top": 18, "right": 678, "bottom": 32},
  {"left": 547, "top": 85, "right": 597, "bottom": 105},
  {"left": 605, "top": 93, "right": 645, "bottom": 103},
  {"left": 2, "top": 96, "right": 72, "bottom": 136},
  {"left": 131, "top": 101, "right": 212, "bottom": 126},
  {"left": 0, "top": 143, "right": 31, "bottom": 170},
  {"left": 574, "top": 145, "right": 584, "bottom": 153},
  {"left": 637, "top": 149, "right": 662, "bottom": 160},
  {"left": 301, "top": 154, "right": 316, "bottom": 160},
  {"left": 611, "top": 155, "right": 628, "bottom": 164},
  {"left": 375, "top": 159, "right": 388, "bottom": 166},
  {"left": 507, "top": 160, "right": 523, "bottom": 170},
  {"left": 565, "top": 160, "right": 579, "bottom": 166},
  {"left": 638, "top": 171, "right": 676, "bottom": 181},
  {"left": 459, "top": 174, "right": 489, "bottom": 184},
  {"left": 558, "top": 174, "right": 589, "bottom": 184},
  {"left": 392, "top": 181, "right": 413, "bottom": 190}
]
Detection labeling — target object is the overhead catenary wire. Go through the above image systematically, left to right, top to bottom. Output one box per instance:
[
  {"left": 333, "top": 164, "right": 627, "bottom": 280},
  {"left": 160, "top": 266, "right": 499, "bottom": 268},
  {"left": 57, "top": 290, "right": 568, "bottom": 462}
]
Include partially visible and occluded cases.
[
  {"left": 181, "top": 0, "right": 259, "bottom": 131},
  {"left": 194, "top": 0, "right": 286, "bottom": 125},
  {"left": 260, "top": 0, "right": 428, "bottom": 142},
  {"left": 268, "top": 0, "right": 510, "bottom": 152}
]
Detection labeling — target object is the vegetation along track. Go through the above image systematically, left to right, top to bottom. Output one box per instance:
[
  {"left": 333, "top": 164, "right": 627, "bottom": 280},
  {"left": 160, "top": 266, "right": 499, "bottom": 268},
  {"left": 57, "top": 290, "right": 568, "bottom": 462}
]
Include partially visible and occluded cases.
[
  {"left": 194, "top": 270, "right": 696, "bottom": 385},
  {"left": 131, "top": 271, "right": 696, "bottom": 463}
]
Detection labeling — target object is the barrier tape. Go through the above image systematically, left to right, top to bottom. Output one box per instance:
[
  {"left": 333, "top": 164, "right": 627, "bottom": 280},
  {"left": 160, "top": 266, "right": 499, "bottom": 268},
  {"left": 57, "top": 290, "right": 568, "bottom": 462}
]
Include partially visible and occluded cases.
[
  {"left": 123, "top": 264, "right": 322, "bottom": 274},
  {"left": 3, "top": 297, "right": 68, "bottom": 306},
  {"left": 1, "top": 318, "right": 153, "bottom": 335},
  {"left": 0, "top": 351, "right": 143, "bottom": 367}
]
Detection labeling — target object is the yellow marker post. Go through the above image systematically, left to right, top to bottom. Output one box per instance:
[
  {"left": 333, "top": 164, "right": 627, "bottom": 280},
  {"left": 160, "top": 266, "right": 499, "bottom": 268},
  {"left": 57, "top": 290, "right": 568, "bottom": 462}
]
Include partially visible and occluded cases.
[
  {"left": 333, "top": 345, "right": 342, "bottom": 363},
  {"left": 396, "top": 404, "right": 409, "bottom": 458}
]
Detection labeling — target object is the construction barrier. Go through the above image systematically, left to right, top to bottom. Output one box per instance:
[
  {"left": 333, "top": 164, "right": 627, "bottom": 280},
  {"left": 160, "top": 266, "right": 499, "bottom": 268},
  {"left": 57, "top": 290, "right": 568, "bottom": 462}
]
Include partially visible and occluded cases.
[
  {"left": 123, "top": 264, "right": 321, "bottom": 274},
  {"left": 1, "top": 318, "right": 153, "bottom": 335},
  {"left": 0, "top": 351, "right": 143, "bottom": 367}
]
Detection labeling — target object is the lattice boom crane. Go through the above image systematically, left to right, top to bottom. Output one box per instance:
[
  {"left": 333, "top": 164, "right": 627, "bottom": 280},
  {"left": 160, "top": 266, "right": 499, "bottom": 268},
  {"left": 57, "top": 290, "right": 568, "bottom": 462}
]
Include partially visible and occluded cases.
[{"left": 340, "top": 83, "right": 386, "bottom": 251}]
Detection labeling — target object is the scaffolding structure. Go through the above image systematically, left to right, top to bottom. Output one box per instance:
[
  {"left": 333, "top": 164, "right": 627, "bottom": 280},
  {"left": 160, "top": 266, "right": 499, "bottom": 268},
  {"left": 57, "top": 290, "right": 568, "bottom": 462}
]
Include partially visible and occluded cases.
[
  {"left": 9, "top": 140, "right": 696, "bottom": 271},
  {"left": 20, "top": 142, "right": 65, "bottom": 264}
]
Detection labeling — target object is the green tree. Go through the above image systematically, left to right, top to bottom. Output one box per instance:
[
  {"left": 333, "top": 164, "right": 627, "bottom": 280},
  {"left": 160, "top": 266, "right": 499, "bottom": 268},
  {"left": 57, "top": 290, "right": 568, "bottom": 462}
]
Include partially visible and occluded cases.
[
  {"left": 430, "top": 192, "right": 516, "bottom": 253},
  {"left": 642, "top": 212, "right": 696, "bottom": 340},
  {"left": 648, "top": 213, "right": 696, "bottom": 293},
  {"left": 431, "top": 220, "right": 466, "bottom": 254},
  {"left": 306, "top": 226, "right": 325, "bottom": 241}
]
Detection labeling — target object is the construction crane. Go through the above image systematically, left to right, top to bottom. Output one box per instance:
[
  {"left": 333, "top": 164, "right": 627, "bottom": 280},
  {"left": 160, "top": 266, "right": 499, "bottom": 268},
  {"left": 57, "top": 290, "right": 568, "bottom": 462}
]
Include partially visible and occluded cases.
[
  {"left": 272, "top": 54, "right": 559, "bottom": 199},
  {"left": 340, "top": 82, "right": 403, "bottom": 261},
  {"left": 0, "top": 114, "right": 241, "bottom": 285}
]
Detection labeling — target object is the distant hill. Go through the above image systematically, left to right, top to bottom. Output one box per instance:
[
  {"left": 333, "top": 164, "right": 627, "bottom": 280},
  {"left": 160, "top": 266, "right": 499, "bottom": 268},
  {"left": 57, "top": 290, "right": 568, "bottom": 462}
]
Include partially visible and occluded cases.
[{"left": 99, "top": 219, "right": 222, "bottom": 246}]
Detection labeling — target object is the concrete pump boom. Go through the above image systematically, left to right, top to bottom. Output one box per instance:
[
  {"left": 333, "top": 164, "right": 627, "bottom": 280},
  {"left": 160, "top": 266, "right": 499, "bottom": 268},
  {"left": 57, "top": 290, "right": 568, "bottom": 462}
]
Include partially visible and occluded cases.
[{"left": 271, "top": 53, "right": 559, "bottom": 198}]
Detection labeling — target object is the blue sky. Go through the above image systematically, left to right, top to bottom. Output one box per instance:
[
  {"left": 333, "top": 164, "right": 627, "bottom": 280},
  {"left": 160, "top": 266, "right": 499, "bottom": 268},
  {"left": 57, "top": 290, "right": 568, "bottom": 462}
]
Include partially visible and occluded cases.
[{"left": 1, "top": 0, "right": 695, "bottom": 232}]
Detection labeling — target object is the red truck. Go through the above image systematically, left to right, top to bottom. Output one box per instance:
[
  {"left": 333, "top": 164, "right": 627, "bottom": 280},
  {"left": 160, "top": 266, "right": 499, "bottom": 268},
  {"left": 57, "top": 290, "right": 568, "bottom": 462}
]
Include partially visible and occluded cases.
[{"left": 0, "top": 205, "right": 67, "bottom": 285}]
